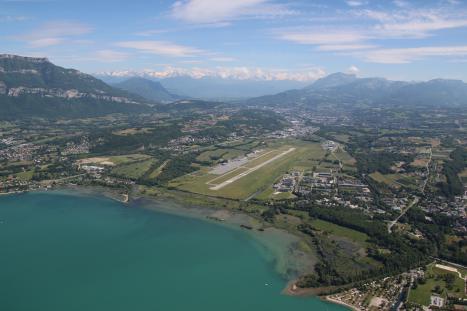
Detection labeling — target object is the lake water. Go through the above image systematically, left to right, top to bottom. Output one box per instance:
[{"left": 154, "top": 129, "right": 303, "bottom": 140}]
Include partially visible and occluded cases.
[{"left": 0, "top": 192, "right": 345, "bottom": 311}]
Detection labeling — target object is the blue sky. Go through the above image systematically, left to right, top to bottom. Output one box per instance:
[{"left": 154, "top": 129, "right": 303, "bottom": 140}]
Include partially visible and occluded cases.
[{"left": 1, "top": 0, "right": 467, "bottom": 81}]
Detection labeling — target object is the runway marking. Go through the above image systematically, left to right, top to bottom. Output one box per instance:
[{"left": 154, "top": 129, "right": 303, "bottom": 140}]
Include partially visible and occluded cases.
[{"left": 208, "top": 148, "right": 296, "bottom": 190}]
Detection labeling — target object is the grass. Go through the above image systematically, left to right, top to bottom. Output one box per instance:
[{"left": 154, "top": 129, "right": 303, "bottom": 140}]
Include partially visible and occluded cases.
[
  {"left": 113, "top": 128, "right": 152, "bottom": 136},
  {"left": 332, "top": 134, "right": 350, "bottom": 143},
  {"left": 172, "top": 139, "right": 326, "bottom": 200},
  {"left": 196, "top": 148, "right": 245, "bottom": 162},
  {"left": 196, "top": 149, "right": 228, "bottom": 162},
  {"left": 108, "top": 154, "right": 151, "bottom": 165},
  {"left": 112, "top": 158, "right": 157, "bottom": 179},
  {"left": 411, "top": 158, "right": 430, "bottom": 167},
  {"left": 147, "top": 160, "right": 170, "bottom": 179},
  {"left": 206, "top": 167, "right": 250, "bottom": 185},
  {"left": 15, "top": 170, "right": 34, "bottom": 181},
  {"left": 369, "top": 172, "right": 418, "bottom": 189},
  {"left": 254, "top": 187, "right": 294, "bottom": 201},
  {"left": 310, "top": 219, "right": 369, "bottom": 244},
  {"left": 408, "top": 263, "right": 467, "bottom": 306}
]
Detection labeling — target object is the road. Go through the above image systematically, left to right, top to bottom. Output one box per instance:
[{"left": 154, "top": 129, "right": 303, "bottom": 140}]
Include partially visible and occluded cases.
[
  {"left": 209, "top": 148, "right": 296, "bottom": 190},
  {"left": 388, "top": 148, "right": 431, "bottom": 233},
  {"left": 420, "top": 148, "right": 432, "bottom": 194},
  {"left": 40, "top": 174, "right": 86, "bottom": 185},
  {"left": 387, "top": 196, "right": 419, "bottom": 233}
]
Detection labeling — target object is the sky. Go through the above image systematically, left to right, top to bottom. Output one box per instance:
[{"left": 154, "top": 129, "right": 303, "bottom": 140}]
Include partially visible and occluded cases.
[{"left": 1, "top": 0, "right": 467, "bottom": 82}]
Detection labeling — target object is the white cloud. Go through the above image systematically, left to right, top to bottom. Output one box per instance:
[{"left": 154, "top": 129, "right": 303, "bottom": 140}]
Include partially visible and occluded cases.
[
  {"left": 171, "top": 0, "right": 295, "bottom": 24},
  {"left": 393, "top": 0, "right": 409, "bottom": 8},
  {"left": 346, "top": 1, "right": 366, "bottom": 7},
  {"left": 276, "top": 6, "right": 467, "bottom": 59},
  {"left": 358, "top": 8, "right": 467, "bottom": 39},
  {"left": 0, "top": 15, "right": 28, "bottom": 22},
  {"left": 17, "top": 21, "right": 92, "bottom": 47},
  {"left": 134, "top": 29, "right": 169, "bottom": 37},
  {"left": 278, "top": 29, "right": 367, "bottom": 45},
  {"left": 29, "top": 38, "right": 63, "bottom": 48},
  {"left": 116, "top": 40, "right": 204, "bottom": 57},
  {"left": 316, "top": 44, "right": 376, "bottom": 51},
  {"left": 357, "top": 46, "right": 467, "bottom": 63},
  {"left": 93, "top": 50, "right": 129, "bottom": 62},
  {"left": 210, "top": 57, "right": 236, "bottom": 62},
  {"left": 346, "top": 65, "right": 360, "bottom": 74},
  {"left": 97, "top": 66, "right": 326, "bottom": 82}
]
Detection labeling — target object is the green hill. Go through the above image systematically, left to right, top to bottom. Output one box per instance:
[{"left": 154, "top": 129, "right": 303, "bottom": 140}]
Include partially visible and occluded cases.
[{"left": 0, "top": 54, "right": 152, "bottom": 119}]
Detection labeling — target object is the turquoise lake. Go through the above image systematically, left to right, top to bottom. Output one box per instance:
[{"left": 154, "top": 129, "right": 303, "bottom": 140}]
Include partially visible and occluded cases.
[{"left": 0, "top": 192, "right": 345, "bottom": 311}]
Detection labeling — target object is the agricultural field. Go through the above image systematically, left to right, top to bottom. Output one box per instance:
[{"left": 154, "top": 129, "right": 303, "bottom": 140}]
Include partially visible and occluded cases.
[
  {"left": 112, "top": 128, "right": 152, "bottom": 136},
  {"left": 170, "top": 139, "right": 328, "bottom": 200},
  {"left": 333, "top": 148, "right": 357, "bottom": 171},
  {"left": 77, "top": 154, "right": 151, "bottom": 166},
  {"left": 108, "top": 154, "right": 152, "bottom": 165},
  {"left": 111, "top": 158, "right": 158, "bottom": 180},
  {"left": 147, "top": 160, "right": 170, "bottom": 179},
  {"left": 14, "top": 170, "right": 34, "bottom": 181},
  {"left": 369, "top": 172, "right": 419, "bottom": 190},
  {"left": 310, "top": 219, "right": 369, "bottom": 245}
]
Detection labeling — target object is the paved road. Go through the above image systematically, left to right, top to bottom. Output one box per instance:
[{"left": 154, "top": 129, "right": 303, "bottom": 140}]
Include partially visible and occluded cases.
[
  {"left": 209, "top": 148, "right": 296, "bottom": 190},
  {"left": 388, "top": 148, "right": 431, "bottom": 233},
  {"left": 387, "top": 196, "right": 419, "bottom": 233}
]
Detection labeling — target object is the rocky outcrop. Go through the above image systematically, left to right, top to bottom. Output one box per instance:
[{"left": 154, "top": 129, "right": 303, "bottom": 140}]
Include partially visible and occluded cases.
[
  {"left": 0, "top": 54, "right": 49, "bottom": 63},
  {"left": 6, "top": 86, "right": 140, "bottom": 104}
]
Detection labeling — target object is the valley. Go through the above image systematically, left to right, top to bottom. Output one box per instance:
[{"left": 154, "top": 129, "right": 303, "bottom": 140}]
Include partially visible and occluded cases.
[{"left": 0, "top": 55, "right": 466, "bottom": 311}]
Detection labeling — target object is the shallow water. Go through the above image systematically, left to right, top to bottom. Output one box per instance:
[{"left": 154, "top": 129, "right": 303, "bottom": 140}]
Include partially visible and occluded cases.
[{"left": 0, "top": 192, "right": 345, "bottom": 311}]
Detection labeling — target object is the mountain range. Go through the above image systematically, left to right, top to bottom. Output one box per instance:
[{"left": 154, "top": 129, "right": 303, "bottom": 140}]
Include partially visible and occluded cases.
[
  {"left": 0, "top": 54, "right": 152, "bottom": 119},
  {"left": 2, "top": 54, "right": 467, "bottom": 120},
  {"left": 247, "top": 72, "right": 467, "bottom": 107},
  {"left": 97, "top": 73, "right": 309, "bottom": 100},
  {"left": 113, "top": 77, "right": 180, "bottom": 103}
]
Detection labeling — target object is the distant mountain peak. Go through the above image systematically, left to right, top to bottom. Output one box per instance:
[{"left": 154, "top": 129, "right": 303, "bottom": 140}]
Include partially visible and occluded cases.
[
  {"left": 0, "top": 54, "right": 151, "bottom": 119},
  {"left": 247, "top": 72, "right": 467, "bottom": 107},
  {"left": 306, "top": 72, "right": 358, "bottom": 90},
  {"left": 113, "top": 77, "right": 180, "bottom": 103}
]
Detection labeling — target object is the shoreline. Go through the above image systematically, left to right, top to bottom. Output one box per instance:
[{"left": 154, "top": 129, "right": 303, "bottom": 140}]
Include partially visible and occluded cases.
[
  {"left": 18, "top": 184, "right": 317, "bottom": 281},
  {"left": 1, "top": 185, "right": 350, "bottom": 310},
  {"left": 130, "top": 193, "right": 318, "bottom": 281},
  {"left": 325, "top": 297, "right": 361, "bottom": 311}
]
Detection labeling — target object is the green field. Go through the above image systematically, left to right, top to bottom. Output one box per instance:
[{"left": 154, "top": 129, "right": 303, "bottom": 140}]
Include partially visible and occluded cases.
[
  {"left": 171, "top": 140, "right": 328, "bottom": 200},
  {"left": 196, "top": 148, "right": 245, "bottom": 163},
  {"left": 108, "top": 154, "right": 151, "bottom": 165},
  {"left": 111, "top": 158, "right": 157, "bottom": 179},
  {"left": 147, "top": 160, "right": 170, "bottom": 179},
  {"left": 14, "top": 170, "right": 34, "bottom": 181},
  {"left": 370, "top": 172, "right": 419, "bottom": 189},
  {"left": 255, "top": 187, "right": 297, "bottom": 201},
  {"left": 310, "top": 219, "right": 369, "bottom": 245},
  {"left": 408, "top": 263, "right": 467, "bottom": 306}
]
